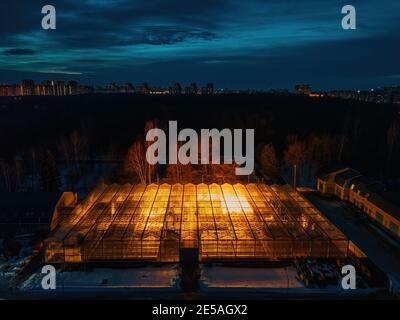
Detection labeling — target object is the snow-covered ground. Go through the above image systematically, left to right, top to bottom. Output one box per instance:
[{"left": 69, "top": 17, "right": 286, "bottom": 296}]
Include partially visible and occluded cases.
[
  {"left": 0, "top": 247, "right": 34, "bottom": 288},
  {"left": 199, "top": 264, "right": 378, "bottom": 297},
  {"left": 19, "top": 265, "right": 180, "bottom": 294},
  {"left": 200, "top": 265, "right": 303, "bottom": 289}
]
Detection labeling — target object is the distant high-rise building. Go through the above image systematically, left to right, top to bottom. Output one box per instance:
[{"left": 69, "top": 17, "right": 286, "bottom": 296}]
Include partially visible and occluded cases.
[
  {"left": 21, "top": 79, "right": 35, "bottom": 96},
  {"left": 42, "top": 80, "right": 54, "bottom": 95},
  {"left": 54, "top": 80, "right": 66, "bottom": 96},
  {"left": 67, "top": 80, "right": 78, "bottom": 95},
  {"left": 108, "top": 82, "right": 119, "bottom": 93},
  {"left": 125, "top": 82, "right": 135, "bottom": 93},
  {"left": 140, "top": 82, "right": 150, "bottom": 94},
  {"left": 173, "top": 82, "right": 182, "bottom": 94},
  {"left": 185, "top": 82, "right": 198, "bottom": 95},
  {"left": 190, "top": 82, "right": 198, "bottom": 94},
  {"left": 201, "top": 83, "right": 214, "bottom": 95},
  {"left": 203, "top": 83, "right": 214, "bottom": 95},
  {"left": 208, "top": 83, "right": 214, "bottom": 94},
  {"left": 34, "top": 84, "right": 45, "bottom": 96},
  {"left": 295, "top": 84, "right": 311, "bottom": 95},
  {"left": 0, "top": 85, "right": 21, "bottom": 96},
  {"left": 0, "top": 85, "right": 9, "bottom": 96}
]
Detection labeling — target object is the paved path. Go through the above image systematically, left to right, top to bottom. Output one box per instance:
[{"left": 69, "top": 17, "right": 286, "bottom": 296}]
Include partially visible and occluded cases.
[{"left": 305, "top": 193, "right": 400, "bottom": 291}]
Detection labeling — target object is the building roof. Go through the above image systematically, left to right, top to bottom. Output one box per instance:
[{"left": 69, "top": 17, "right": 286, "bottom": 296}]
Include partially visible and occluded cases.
[
  {"left": 317, "top": 165, "right": 349, "bottom": 182},
  {"left": 334, "top": 169, "right": 361, "bottom": 187},
  {"left": 349, "top": 176, "right": 385, "bottom": 197},
  {"left": 44, "top": 183, "right": 348, "bottom": 263},
  {"left": 368, "top": 192, "right": 400, "bottom": 222}
]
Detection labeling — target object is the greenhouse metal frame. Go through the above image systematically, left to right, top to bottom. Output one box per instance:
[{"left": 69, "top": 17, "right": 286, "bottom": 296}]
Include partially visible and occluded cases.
[{"left": 44, "top": 183, "right": 348, "bottom": 263}]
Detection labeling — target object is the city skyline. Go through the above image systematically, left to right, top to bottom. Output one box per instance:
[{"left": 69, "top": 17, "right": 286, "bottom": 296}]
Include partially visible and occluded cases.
[
  {"left": 1, "top": 1, "right": 400, "bottom": 90},
  {"left": 2, "top": 78, "right": 400, "bottom": 104},
  {"left": 2, "top": 78, "right": 400, "bottom": 91}
]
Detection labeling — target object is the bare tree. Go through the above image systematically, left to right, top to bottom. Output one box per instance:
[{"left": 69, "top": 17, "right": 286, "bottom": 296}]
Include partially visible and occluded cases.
[
  {"left": 123, "top": 120, "right": 159, "bottom": 184},
  {"left": 144, "top": 120, "right": 156, "bottom": 184},
  {"left": 144, "top": 120, "right": 157, "bottom": 183},
  {"left": 307, "top": 134, "right": 338, "bottom": 164},
  {"left": 284, "top": 139, "right": 306, "bottom": 167},
  {"left": 124, "top": 140, "right": 149, "bottom": 184},
  {"left": 258, "top": 143, "right": 279, "bottom": 179},
  {"left": 210, "top": 163, "right": 238, "bottom": 183}
]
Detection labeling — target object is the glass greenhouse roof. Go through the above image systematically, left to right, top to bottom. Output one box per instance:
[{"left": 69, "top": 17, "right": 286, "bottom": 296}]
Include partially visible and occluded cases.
[{"left": 44, "top": 183, "right": 348, "bottom": 263}]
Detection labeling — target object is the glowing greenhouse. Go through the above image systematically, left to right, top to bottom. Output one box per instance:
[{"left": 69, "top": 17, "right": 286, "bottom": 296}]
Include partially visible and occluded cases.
[{"left": 44, "top": 183, "right": 348, "bottom": 263}]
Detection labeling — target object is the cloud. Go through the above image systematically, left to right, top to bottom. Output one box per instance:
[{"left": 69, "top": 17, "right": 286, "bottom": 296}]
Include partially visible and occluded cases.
[
  {"left": 0, "top": 0, "right": 400, "bottom": 89},
  {"left": 137, "top": 27, "right": 216, "bottom": 45},
  {"left": 4, "top": 48, "right": 36, "bottom": 55},
  {"left": 75, "top": 58, "right": 108, "bottom": 63},
  {"left": 37, "top": 68, "right": 82, "bottom": 75}
]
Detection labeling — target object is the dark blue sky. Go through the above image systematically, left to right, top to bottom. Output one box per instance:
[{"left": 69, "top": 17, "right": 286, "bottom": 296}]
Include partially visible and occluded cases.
[{"left": 0, "top": 0, "right": 399, "bottom": 90}]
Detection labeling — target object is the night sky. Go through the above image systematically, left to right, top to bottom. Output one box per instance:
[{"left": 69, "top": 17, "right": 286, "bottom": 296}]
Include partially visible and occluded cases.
[{"left": 0, "top": 0, "right": 399, "bottom": 90}]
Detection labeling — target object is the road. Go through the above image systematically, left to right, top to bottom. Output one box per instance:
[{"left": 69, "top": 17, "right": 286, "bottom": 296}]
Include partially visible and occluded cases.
[{"left": 304, "top": 192, "right": 400, "bottom": 290}]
